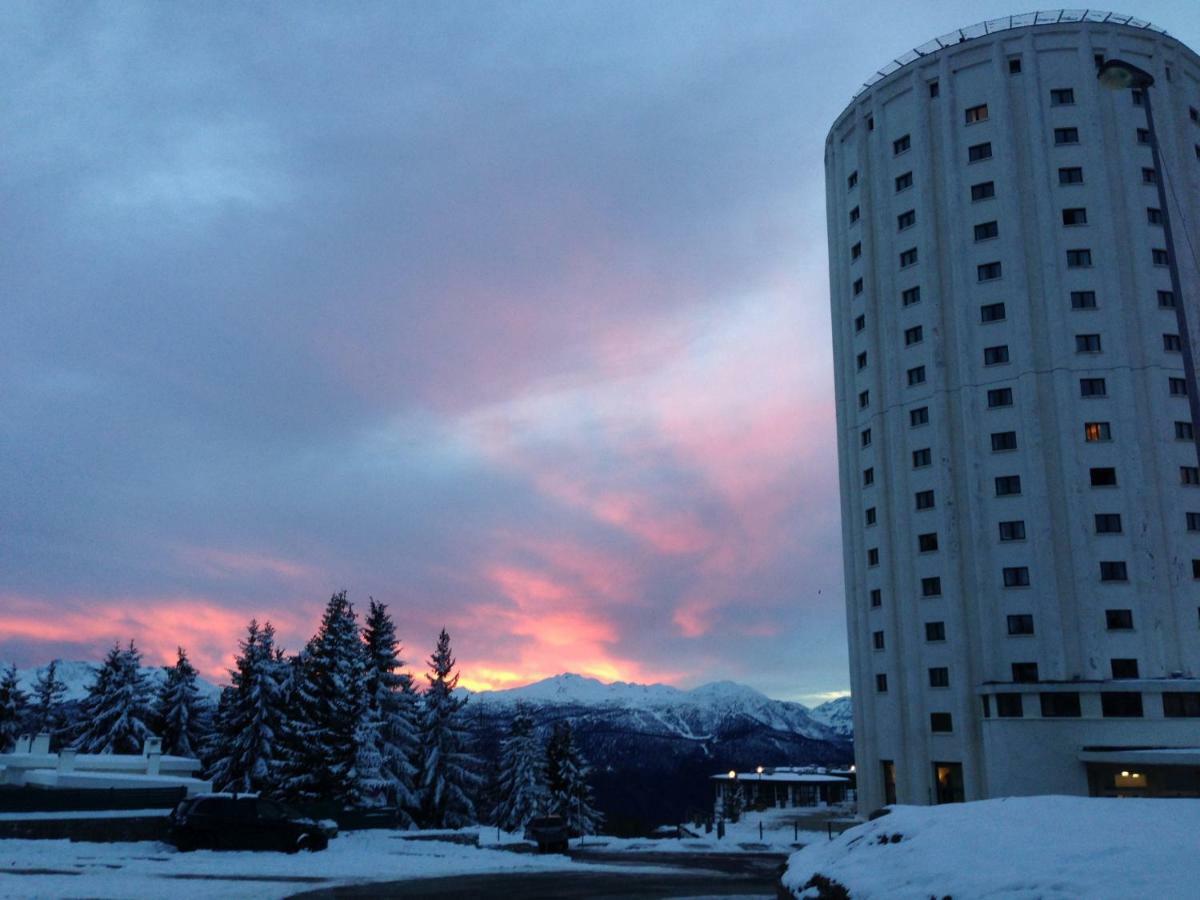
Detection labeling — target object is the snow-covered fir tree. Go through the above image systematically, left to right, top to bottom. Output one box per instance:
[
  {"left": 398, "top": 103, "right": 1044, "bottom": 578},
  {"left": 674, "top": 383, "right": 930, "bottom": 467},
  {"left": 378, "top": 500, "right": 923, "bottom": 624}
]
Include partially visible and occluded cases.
[
  {"left": 277, "top": 592, "right": 371, "bottom": 807},
  {"left": 362, "top": 599, "right": 420, "bottom": 819},
  {"left": 207, "top": 620, "right": 285, "bottom": 793},
  {"left": 418, "top": 628, "right": 481, "bottom": 828},
  {"left": 73, "top": 641, "right": 155, "bottom": 754},
  {"left": 155, "top": 647, "right": 208, "bottom": 758},
  {"left": 30, "top": 660, "right": 67, "bottom": 741},
  {"left": 0, "top": 664, "right": 29, "bottom": 752},
  {"left": 492, "top": 705, "right": 548, "bottom": 831},
  {"left": 545, "top": 721, "right": 602, "bottom": 835}
]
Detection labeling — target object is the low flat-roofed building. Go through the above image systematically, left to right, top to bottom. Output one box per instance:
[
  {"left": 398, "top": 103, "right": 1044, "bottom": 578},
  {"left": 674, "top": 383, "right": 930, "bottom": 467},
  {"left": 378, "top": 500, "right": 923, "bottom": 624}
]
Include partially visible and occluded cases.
[{"left": 712, "top": 766, "right": 851, "bottom": 814}]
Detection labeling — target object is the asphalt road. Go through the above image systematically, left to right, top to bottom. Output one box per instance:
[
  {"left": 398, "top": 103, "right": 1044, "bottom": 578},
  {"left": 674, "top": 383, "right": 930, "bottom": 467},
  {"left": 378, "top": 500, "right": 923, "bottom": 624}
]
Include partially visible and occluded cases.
[{"left": 291, "top": 851, "right": 786, "bottom": 899}]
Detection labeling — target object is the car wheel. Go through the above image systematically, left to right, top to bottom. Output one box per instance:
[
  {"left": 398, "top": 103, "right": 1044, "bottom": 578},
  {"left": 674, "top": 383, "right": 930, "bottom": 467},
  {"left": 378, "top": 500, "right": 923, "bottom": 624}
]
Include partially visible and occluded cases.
[{"left": 296, "top": 834, "right": 313, "bottom": 853}]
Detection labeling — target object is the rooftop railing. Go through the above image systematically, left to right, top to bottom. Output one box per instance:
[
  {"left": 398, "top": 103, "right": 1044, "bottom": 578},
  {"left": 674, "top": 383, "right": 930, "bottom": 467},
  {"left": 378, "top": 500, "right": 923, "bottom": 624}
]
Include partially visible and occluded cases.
[{"left": 852, "top": 10, "right": 1167, "bottom": 100}]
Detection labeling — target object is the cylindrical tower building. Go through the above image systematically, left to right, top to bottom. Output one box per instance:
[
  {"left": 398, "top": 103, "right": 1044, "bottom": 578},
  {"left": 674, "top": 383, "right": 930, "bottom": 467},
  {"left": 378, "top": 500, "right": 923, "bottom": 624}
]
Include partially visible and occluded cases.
[{"left": 826, "top": 11, "right": 1200, "bottom": 811}]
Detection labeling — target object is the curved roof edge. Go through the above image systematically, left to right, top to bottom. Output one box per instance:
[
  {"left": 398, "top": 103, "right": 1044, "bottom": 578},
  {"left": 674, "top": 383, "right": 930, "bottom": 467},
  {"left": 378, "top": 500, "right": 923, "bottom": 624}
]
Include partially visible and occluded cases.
[{"left": 850, "top": 10, "right": 1167, "bottom": 103}]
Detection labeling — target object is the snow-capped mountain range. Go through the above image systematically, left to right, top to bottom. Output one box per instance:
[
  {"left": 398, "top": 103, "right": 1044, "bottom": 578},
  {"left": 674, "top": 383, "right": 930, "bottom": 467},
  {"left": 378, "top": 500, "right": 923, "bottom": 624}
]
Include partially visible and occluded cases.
[
  {"left": 9, "top": 659, "right": 223, "bottom": 704},
  {"left": 8, "top": 662, "right": 851, "bottom": 739},
  {"left": 469, "top": 673, "right": 853, "bottom": 741},
  {"left": 808, "top": 695, "right": 853, "bottom": 738}
]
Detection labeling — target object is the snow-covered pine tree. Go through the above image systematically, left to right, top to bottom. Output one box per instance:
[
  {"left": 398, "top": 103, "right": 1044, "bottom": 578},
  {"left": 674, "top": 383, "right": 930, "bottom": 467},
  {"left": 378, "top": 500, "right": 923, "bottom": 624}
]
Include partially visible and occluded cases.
[
  {"left": 276, "top": 592, "right": 370, "bottom": 807},
  {"left": 362, "top": 599, "right": 420, "bottom": 818},
  {"left": 207, "top": 620, "right": 285, "bottom": 793},
  {"left": 418, "top": 628, "right": 481, "bottom": 828},
  {"left": 73, "top": 641, "right": 155, "bottom": 754},
  {"left": 156, "top": 647, "right": 208, "bottom": 758},
  {"left": 30, "top": 660, "right": 67, "bottom": 741},
  {"left": 0, "top": 664, "right": 29, "bottom": 752},
  {"left": 491, "top": 705, "right": 548, "bottom": 831},
  {"left": 544, "top": 721, "right": 602, "bottom": 836}
]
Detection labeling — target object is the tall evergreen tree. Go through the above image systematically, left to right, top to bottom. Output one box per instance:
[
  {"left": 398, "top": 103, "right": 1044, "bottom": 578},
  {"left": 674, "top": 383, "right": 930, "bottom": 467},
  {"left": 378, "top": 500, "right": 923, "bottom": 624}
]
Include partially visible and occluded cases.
[
  {"left": 277, "top": 592, "right": 370, "bottom": 807},
  {"left": 362, "top": 599, "right": 420, "bottom": 818},
  {"left": 207, "top": 620, "right": 285, "bottom": 793},
  {"left": 418, "top": 628, "right": 481, "bottom": 828},
  {"left": 74, "top": 641, "right": 155, "bottom": 754},
  {"left": 156, "top": 647, "right": 208, "bottom": 758},
  {"left": 30, "top": 661, "right": 67, "bottom": 742},
  {"left": 0, "top": 664, "right": 29, "bottom": 753},
  {"left": 492, "top": 705, "right": 548, "bottom": 831},
  {"left": 545, "top": 721, "right": 602, "bottom": 835}
]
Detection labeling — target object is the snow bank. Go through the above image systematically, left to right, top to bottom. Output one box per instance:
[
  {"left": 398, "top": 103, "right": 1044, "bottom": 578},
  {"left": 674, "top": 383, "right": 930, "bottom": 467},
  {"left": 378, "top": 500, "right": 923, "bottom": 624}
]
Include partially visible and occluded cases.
[
  {"left": 782, "top": 796, "right": 1200, "bottom": 899},
  {"left": 0, "top": 830, "right": 609, "bottom": 899}
]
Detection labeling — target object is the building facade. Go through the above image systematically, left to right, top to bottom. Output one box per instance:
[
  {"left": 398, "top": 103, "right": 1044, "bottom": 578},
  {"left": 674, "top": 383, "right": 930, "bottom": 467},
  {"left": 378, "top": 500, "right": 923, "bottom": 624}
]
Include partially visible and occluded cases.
[{"left": 826, "top": 12, "right": 1200, "bottom": 811}]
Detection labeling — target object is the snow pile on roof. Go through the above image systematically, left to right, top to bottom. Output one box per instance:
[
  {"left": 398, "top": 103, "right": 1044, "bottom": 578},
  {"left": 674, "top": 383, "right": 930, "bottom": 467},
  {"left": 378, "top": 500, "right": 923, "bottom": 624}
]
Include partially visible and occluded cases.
[{"left": 783, "top": 796, "right": 1200, "bottom": 899}]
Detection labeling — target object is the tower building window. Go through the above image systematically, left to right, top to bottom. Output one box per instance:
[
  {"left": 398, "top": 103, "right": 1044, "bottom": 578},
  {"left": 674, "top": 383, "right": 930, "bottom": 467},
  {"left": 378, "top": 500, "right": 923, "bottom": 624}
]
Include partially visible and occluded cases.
[
  {"left": 968, "top": 142, "right": 993, "bottom": 162},
  {"left": 971, "top": 181, "right": 995, "bottom": 201},
  {"left": 974, "top": 220, "right": 999, "bottom": 241},
  {"left": 981, "top": 302, "right": 1006, "bottom": 322},
  {"left": 984, "top": 345, "right": 1010, "bottom": 366},
  {"left": 987, "top": 387, "right": 1013, "bottom": 408},
  {"left": 998, "top": 520, "right": 1026, "bottom": 541},
  {"left": 1002, "top": 566, "right": 1030, "bottom": 587},
  {"left": 1105, "top": 609, "right": 1134, "bottom": 630},
  {"left": 1007, "top": 614, "right": 1034, "bottom": 635},
  {"left": 930, "top": 712, "right": 953, "bottom": 732}
]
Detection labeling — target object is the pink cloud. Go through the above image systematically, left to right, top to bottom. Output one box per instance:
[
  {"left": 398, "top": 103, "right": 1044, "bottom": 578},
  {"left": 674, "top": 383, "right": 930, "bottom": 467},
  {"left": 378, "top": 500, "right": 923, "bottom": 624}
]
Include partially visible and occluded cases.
[{"left": 0, "top": 592, "right": 302, "bottom": 682}]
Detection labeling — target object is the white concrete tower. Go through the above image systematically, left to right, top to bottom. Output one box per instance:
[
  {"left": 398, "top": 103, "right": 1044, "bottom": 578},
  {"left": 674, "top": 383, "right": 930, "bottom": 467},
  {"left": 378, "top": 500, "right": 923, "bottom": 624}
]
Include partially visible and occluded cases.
[{"left": 826, "top": 11, "right": 1200, "bottom": 812}]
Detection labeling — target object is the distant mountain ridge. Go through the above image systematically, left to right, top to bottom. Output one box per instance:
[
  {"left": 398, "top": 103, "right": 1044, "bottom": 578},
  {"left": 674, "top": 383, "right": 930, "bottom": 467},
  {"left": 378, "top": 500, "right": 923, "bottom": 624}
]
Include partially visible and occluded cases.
[
  {"left": 9, "top": 659, "right": 223, "bottom": 704},
  {"left": 464, "top": 673, "right": 853, "bottom": 833},
  {"left": 468, "top": 673, "right": 851, "bottom": 742},
  {"left": 808, "top": 695, "right": 853, "bottom": 737}
]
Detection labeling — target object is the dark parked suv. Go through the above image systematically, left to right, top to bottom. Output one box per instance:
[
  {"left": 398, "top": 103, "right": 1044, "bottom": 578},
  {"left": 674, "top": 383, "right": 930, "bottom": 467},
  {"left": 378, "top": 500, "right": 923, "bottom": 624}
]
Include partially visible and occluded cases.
[{"left": 168, "top": 794, "right": 336, "bottom": 852}]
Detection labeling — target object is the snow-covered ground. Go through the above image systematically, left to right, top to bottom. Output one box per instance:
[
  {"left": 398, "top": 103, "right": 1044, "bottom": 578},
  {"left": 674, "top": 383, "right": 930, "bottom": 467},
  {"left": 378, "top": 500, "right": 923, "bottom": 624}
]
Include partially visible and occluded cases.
[
  {"left": 783, "top": 796, "right": 1200, "bottom": 899},
  {"left": 577, "top": 806, "right": 836, "bottom": 854},
  {"left": 0, "top": 809, "right": 835, "bottom": 899},
  {"left": 0, "top": 829, "right": 644, "bottom": 900}
]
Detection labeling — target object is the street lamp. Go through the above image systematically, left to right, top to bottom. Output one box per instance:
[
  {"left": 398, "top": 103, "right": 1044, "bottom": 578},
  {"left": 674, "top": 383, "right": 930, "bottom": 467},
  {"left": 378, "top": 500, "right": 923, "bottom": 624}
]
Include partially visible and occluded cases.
[
  {"left": 1098, "top": 59, "right": 1200, "bottom": 471},
  {"left": 756, "top": 765, "right": 765, "bottom": 840}
]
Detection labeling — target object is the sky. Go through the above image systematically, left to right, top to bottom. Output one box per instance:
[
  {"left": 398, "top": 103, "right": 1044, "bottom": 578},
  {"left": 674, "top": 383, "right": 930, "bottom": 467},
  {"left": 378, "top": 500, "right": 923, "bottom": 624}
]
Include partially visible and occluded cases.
[{"left": 3, "top": 2, "right": 1198, "bottom": 705}]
